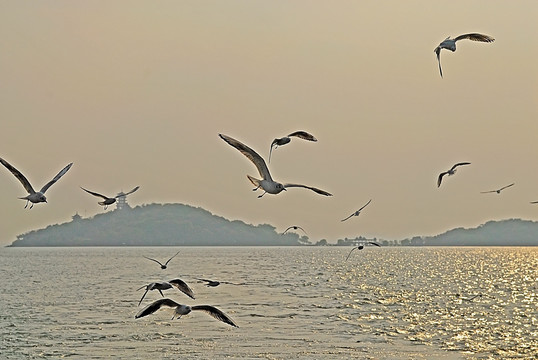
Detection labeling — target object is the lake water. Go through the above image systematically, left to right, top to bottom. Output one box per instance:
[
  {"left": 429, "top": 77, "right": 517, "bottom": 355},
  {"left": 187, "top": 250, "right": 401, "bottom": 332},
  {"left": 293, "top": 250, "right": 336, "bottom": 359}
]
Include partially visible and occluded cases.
[{"left": 0, "top": 246, "right": 536, "bottom": 359}]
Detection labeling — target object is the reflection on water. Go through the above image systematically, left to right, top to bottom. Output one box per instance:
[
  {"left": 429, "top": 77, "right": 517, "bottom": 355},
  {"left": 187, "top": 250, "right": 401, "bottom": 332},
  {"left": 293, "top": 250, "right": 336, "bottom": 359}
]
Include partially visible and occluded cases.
[{"left": 0, "top": 246, "right": 536, "bottom": 359}]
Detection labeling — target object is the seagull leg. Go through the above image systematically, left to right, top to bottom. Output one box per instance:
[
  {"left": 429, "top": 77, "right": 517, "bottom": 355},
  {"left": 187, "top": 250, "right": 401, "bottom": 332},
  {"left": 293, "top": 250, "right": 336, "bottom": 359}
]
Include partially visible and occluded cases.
[
  {"left": 252, "top": 185, "right": 260, "bottom": 191},
  {"left": 257, "top": 191, "right": 267, "bottom": 198},
  {"left": 24, "top": 200, "right": 29, "bottom": 209},
  {"left": 29, "top": 202, "right": 34, "bottom": 209},
  {"left": 104, "top": 205, "right": 108, "bottom": 210},
  {"left": 158, "top": 289, "right": 164, "bottom": 297}
]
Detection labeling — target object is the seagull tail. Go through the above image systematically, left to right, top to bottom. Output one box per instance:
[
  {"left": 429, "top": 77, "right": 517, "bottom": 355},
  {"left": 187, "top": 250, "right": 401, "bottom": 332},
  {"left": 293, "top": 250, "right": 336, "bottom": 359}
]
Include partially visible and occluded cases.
[{"left": 247, "top": 175, "right": 262, "bottom": 187}]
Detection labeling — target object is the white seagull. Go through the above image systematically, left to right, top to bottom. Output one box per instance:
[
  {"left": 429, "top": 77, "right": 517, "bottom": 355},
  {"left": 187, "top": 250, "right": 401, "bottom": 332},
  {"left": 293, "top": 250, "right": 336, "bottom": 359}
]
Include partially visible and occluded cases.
[
  {"left": 434, "top": 33, "right": 495, "bottom": 78},
  {"left": 269, "top": 131, "right": 317, "bottom": 162},
  {"left": 219, "top": 134, "right": 332, "bottom": 198},
  {"left": 0, "top": 157, "right": 73, "bottom": 209},
  {"left": 437, "top": 162, "right": 471, "bottom": 187},
  {"left": 481, "top": 183, "right": 514, "bottom": 194},
  {"left": 81, "top": 186, "right": 139, "bottom": 209},
  {"left": 341, "top": 199, "right": 372, "bottom": 222},
  {"left": 282, "top": 225, "right": 307, "bottom": 235},
  {"left": 345, "top": 242, "right": 381, "bottom": 261},
  {"left": 143, "top": 251, "right": 180, "bottom": 270},
  {"left": 137, "top": 279, "right": 195, "bottom": 306},
  {"left": 135, "top": 298, "right": 239, "bottom": 327}
]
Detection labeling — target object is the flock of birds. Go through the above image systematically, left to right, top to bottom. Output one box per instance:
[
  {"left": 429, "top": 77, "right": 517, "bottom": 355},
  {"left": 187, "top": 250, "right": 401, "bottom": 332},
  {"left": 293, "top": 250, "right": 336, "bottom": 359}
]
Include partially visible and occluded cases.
[
  {"left": 0, "top": 31, "right": 522, "bottom": 328},
  {"left": 135, "top": 251, "right": 239, "bottom": 327}
]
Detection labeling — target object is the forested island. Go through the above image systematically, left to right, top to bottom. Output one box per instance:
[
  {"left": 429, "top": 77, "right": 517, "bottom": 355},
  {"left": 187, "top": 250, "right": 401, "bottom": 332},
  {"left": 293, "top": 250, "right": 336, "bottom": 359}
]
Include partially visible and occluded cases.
[{"left": 6, "top": 203, "right": 538, "bottom": 247}]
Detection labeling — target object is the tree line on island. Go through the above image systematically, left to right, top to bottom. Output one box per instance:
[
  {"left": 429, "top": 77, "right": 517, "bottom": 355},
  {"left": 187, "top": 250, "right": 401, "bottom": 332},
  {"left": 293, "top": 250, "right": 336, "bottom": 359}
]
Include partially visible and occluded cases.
[{"left": 7, "top": 203, "right": 538, "bottom": 247}]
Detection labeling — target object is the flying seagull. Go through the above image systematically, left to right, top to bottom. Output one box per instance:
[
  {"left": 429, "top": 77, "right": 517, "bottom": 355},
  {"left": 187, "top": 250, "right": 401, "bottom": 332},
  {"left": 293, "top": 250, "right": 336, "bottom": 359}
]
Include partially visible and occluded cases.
[
  {"left": 434, "top": 33, "right": 495, "bottom": 78},
  {"left": 269, "top": 131, "right": 317, "bottom": 162},
  {"left": 219, "top": 134, "right": 332, "bottom": 198},
  {"left": 0, "top": 157, "right": 73, "bottom": 209},
  {"left": 437, "top": 162, "right": 471, "bottom": 187},
  {"left": 481, "top": 183, "right": 514, "bottom": 194},
  {"left": 80, "top": 186, "right": 139, "bottom": 209},
  {"left": 341, "top": 199, "right": 372, "bottom": 222},
  {"left": 282, "top": 225, "right": 307, "bottom": 235},
  {"left": 345, "top": 242, "right": 381, "bottom": 261},
  {"left": 143, "top": 251, "right": 180, "bottom": 269},
  {"left": 195, "top": 278, "right": 243, "bottom": 287},
  {"left": 137, "top": 279, "right": 195, "bottom": 306},
  {"left": 135, "top": 298, "right": 239, "bottom": 327}
]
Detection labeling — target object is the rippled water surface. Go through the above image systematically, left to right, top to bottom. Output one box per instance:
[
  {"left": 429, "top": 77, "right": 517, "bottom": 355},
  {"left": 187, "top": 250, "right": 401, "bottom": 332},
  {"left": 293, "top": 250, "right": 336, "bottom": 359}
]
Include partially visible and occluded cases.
[{"left": 1, "top": 246, "right": 536, "bottom": 359}]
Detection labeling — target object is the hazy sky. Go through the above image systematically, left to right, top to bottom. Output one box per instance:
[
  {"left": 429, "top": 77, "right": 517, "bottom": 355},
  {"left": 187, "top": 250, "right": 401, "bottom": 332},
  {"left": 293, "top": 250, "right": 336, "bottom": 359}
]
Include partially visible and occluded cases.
[{"left": 1, "top": 1, "right": 537, "bottom": 246}]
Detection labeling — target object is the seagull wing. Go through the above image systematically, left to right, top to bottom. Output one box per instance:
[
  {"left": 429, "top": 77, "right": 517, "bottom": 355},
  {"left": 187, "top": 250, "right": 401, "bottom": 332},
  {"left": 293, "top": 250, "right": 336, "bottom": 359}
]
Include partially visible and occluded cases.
[
  {"left": 454, "top": 33, "right": 495, "bottom": 43},
  {"left": 434, "top": 47, "right": 443, "bottom": 78},
  {"left": 287, "top": 131, "right": 317, "bottom": 142},
  {"left": 219, "top": 134, "right": 273, "bottom": 181},
  {"left": 0, "top": 157, "right": 36, "bottom": 194},
  {"left": 450, "top": 162, "right": 471, "bottom": 171},
  {"left": 40, "top": 163, "right": 73, "bottom": 194},
  {"left": 437, "top": 172, "right": 448, "bottom": 187},
  {"left": 283, "top": 183, "right": 332, "bottom": 196},
  {"left": 499, "top": 183, "right": 515, "bottom": 191},
  {"left": 120, "top": 186, "right": 140, "bottom": 197},
  {"left": 81, "top": 187, "right": 111, "bottom": 200},
  {"left": 480, "top": 190, "right": 496, "bottom": 194},
  {"left": 358, "top": 199, "right": 372, "bottom": 212},
  {"left": 341, "top": 213, "right": 354, "bottom": 222},
  {"left": 282, "top": 226, "right": 294, "bottom": 234},
  {"left": 296, "top": 226, "right": 307, "bottom": 234},
  {"left": 368, "top": 241, "right": 381, "bottom": 247},
  {"left": 345, "top": 247, "right": 358, "bottom": 261},
  {"left": 164, "top": 251, "right": 180, "bottom": 266},
  {"left": 143, "top": 256, "right": 164, "bottom": 267},
  {"left": 168, "top": 278, "right": 195, "bottom": 299},
  {"left": 138, "top": 288, "right": 150, "bottom": 306},
  {"left": 135, "top": 298, "right": 180, "bottom": 319},
  {"left": 191, "top": 305, "right": 239, "bottom": 327}
]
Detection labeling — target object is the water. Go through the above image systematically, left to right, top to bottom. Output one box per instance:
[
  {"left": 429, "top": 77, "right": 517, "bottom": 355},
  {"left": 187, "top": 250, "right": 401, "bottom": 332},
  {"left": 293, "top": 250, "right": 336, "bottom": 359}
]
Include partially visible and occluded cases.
[{"left": 0, "top": 246, "right": 536, "bottom": 359}]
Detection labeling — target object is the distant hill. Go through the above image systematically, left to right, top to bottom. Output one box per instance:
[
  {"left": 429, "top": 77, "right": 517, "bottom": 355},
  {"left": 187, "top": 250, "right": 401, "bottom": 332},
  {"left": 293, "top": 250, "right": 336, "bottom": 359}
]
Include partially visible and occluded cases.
[
  {"left": 8, "top": 203, "right": 309, "bottom": 247},
  {"left": 407, "top": 219, "right": 538, "bottom": 246}
]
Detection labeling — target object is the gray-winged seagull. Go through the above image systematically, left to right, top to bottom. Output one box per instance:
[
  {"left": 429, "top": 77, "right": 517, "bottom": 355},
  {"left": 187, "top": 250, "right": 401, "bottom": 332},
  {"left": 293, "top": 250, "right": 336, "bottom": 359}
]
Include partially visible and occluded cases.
[
  {"left": 269, "top": 131, "right": 317, "bottom": 162},
  {"left": 437, "top": 162, "right": 471, "bottom": 187},
  {"left": 481, "top": 183, "right": 514, "bottom": 194},
  {"left": 81, "top": 186, "right": 139, "bottom": 209},
  {"left": 341, "top": 199, "right": 372, "bottom": 222},
  {"left": 345, "top": 242, "right": 381, "bottom": 261},
  {"left": 143, "top": 251, "right": 180, "bottom": 270},
  {"left": 137, "top": 279, "right": 195, "bottom": 306}
]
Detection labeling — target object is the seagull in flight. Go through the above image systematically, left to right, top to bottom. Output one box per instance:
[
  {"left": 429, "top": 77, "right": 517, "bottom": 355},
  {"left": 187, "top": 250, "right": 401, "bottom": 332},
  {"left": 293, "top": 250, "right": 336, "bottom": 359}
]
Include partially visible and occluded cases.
[
  {"left": 434, "top": 33, "right": 495, "bottom": 78},
  {"left": 269, "top": 131, "right": 317, "bottom": 162},
  {"left": 219, "top": 134, "right": 332, "bottom": 198},
  {"left": 0, "top": 157, "right": 73, "bottom": 209},
  {"left": 437, "top": 162, "right": 471, "bottom": 187},
  {"left": 481, "top": 183, "right": 514, "bottom": 194},
  {"left": 80, "top": 186, "right": 139, "bottom": 209},
  {"left": 341, "top": 199, "right": 372, "bottom": 222},
  {"left": 282, "top": 225, "right": 307, "bottom": 235},
  {"left": 345, "top": 242, "right": 381, "bottom": 261},
  {"left": 143, "top": 251, "right": 180, "bottom": 269},
  {"left": 195, "top": 278, "right": 244, "bottom": 287},
  {"left": 137, "top": 279, "right": 195, "bottom": 306},
  {"left": 135, "top": 298, "right": 239, "bottom": 327}
]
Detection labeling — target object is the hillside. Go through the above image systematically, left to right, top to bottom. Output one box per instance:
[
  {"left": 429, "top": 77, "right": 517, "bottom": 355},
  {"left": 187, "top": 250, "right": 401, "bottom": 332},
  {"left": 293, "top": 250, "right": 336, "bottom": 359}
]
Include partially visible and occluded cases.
[{"left": 8, "top": 203, "right": 308, "bottom": 247}]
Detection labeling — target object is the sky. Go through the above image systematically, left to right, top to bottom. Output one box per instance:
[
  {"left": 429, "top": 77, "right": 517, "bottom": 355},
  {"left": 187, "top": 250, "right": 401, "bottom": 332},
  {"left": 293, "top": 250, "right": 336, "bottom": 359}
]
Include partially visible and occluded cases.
[{"left": 1, "top": 1, "right": 537, "bottom": 246}]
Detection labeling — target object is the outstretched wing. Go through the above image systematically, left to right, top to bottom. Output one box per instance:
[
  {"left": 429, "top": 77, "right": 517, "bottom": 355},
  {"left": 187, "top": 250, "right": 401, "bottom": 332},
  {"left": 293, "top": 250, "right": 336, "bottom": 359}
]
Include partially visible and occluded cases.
[
  {"left": 454, "top": 33, "right": 495, "bottom": 43},
  {"left": 434, "top": 47, "right": 443, "bottom": 78},
  {"left": 287, "top": 131, "right": 317, "bottom": 142},
  {"left": 220, "top": 134, "right": 273, "bottom": 181},
  {"left": 0, "top": 157, "right": 36, "bottom": 194},
  {"left": 450, "top": 162, "right": 471, "bottom": 171},
  {"left": 40, "top": 163, "right": 73, "bottom": 194},
  {"left": 437, "top": 172, "right": 448, "bottom": 187},
  {"left": 283, "top": 183, "right": 332, "bottom": 196},
  {"left": 499, "top": 183, "right": 514, "bottom": 191},
  {"left": 119, "top": 186, "right": 140, "bottom": 197},
  {"left": 81, "top": 187, "right": 110, "bottom": 200},
  {"left": 358, "top": 199, "right": 372, "bottom": 212},
  {"left": 341, "top": 213, "right": 354, "bottom": 222},
  {"left": 368, "top": 242, "right": 381, "bottom": 247},
  {"left": 345, "top": 247, "right": 358, "bottom": 261},
  {"left": 164, "top": 251, "right": 180, "bottom": 266},
  {"left": 143, "top": 256, "right": 164, "bottom": 267},
  {"left": 168, "top": 278, "right": 195, "bottom": 299},
  {"left": 135, "top": 298, "right": 180, "bottom": 319},
  {"left": 191, "top": 305, "right": 239, "bottom": 327}
]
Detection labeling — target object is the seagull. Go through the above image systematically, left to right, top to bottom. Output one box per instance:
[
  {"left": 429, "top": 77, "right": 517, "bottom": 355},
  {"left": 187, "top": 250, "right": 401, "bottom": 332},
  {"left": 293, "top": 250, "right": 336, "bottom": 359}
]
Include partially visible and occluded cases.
[
  {"left": 434, "top": 33, "right": 495, "bottom": 78},
  {"left": 269, "top": 131, "right": 317, "bottom": 162},
  {"left": 219, "top": 134, "right": 332, "bottom": 198},
  {"left": 0, "top": 157, "right": 73, "bottom": 209},
  {"left": 437, "top": 162, "right": 471, "bottom": 187},
  {"left": 481, "top": 183, "right": 514, "bottom": 194},
  {"left": 80, "top": 186, "right": 139, "bottom": 209},
  {"left": 341, "top": 199, "right": 372, "bottom": 222},
  {"left": 282, "top": 225, "right": 307, "bottom": 235},
  {"left": 345, "top": 242, "right": 381, "bottom": 261},
  {"left": 143, "top": 251, "right": 180, "bottom": 270},
  {"left": 196, "top": 278, "right": 245, "bottom": 287},
  {"left": 137, "top": 279, "right": 195, "bottom": 306},
  {"left": 135, "top": 298, "right": 239, "bottom": 327}
]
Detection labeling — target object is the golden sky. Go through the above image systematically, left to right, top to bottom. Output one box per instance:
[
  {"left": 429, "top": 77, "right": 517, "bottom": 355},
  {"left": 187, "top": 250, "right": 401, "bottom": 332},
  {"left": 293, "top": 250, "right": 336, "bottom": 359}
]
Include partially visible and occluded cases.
[{"left": 1, "top": 1, "right": 537, "bottom": 245}]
